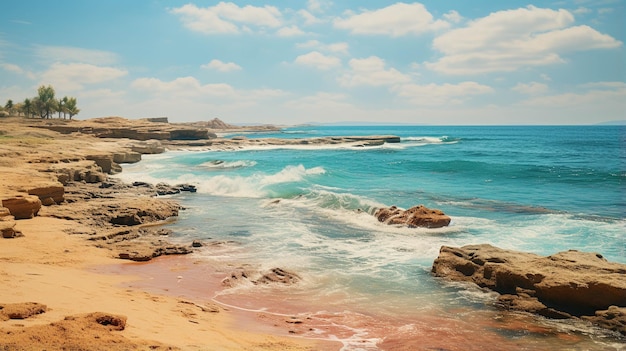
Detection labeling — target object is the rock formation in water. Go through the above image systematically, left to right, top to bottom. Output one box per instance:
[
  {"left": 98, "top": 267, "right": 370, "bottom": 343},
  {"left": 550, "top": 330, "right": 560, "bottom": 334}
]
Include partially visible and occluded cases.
[
  {"left": 374, "top": 205, "right": 451, "bottom": 228},
  {"left": 431, "top": 244, "right": 626, "bottom": 335}
]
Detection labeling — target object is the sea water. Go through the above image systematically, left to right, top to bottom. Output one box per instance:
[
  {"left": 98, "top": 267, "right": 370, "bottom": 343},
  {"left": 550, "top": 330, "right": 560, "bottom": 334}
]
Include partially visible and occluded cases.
[{"left": 115, "top": 125, "right": 625, "bottom": 350}]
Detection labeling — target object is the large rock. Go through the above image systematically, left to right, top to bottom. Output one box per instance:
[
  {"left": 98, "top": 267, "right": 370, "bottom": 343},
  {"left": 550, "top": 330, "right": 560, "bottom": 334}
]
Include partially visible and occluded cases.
[
  {"left": 130, "top": 140, "right": 165, "bottom": 154},
  {"left": 112, "top": 152, "right": 142, "bottom": 164},
  {"left": 86, "top": 155, "right": 121, "bottom": 174},
  {"left": 27, "top": 183, "right": 65, "bottom": 205},
  {"left": 2, "top": 195, "right": 42, "bottom": 219},
  {"left": 375, "top": 205, "right": 451, "bottom": 228},
  {"left": 0, "top": 206, "right": 20, "bottom": 238},
  {"left": 432, "top": 244, "right": 626, "bottom": 334},
  {"left": 222, "top": 267, "right": 301, "bottom": 287}
]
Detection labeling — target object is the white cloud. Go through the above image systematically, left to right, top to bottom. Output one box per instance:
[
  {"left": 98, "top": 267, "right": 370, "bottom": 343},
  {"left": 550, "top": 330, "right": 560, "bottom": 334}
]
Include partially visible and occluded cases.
[
  {"left": 307, "top": 0, "right": 331, "bottom": 14},
  {"left": 170, "top": 2, "right": 282, "bottom": 35},
  {"left": 333, "top": 3, "right": 449, "bottom": 36},
  {"left": 426, "top": 5, "right": 622, "bottom": 75},
  {"left": 573, "top": 7, "right": 592, "bottom": 15},
  {"left": 298, "top": 9, "right": 323, "bottom": 25},
  {"left": 443, "top": 10, "right": 463, "bottom": 23},
  {"left": 277, "top": 25, "right": 305, "bottom": 37},
  {"left": 296, "top": 40, "right": 348, "bottom": 54},
  {"left": 326, "top": 42, "right": 349, "bottom": 54},
  {"left": 34, "top": 45, "right": 119, "bottom": 65},
  {"left": 295, "top": 51, "right": 341, "bottom": 70},
  {"left": 338, "top": 56, "right": 411, "bottom": 87},
  {"left": 201, "top": 59, "right": 242, "bottom": 72},
  {"left": 1, "top": 63, "right": 36, "bottom": 80},
  {"left": 2, "top": 63, "right": 23, "bottom": 74},
  {"left": 40, "top": 63, "right": 127, "bottom": 91},
  {"left": 540, "top": 73, "right": 552, "bottom": 81},
  {"left": 131, "top": 76, "right": 286, "bottom": 101},
  {"left": 132, "top": 76, "right": 235, "bottom": 97},
  {"left": 392, "top": 81, "right": 494, "bottom": 105},
  {"left": 579, "top": 81, "right": 626, "bottom": 89},
  {"left": 512, "top": 82, "right": 549, "bottom": 95},
  {"left": 519, "top": 82, "right": 626, "bottom": 107},
  {"left": 284, "top": 92, "right": 354, "bottom": 112}
]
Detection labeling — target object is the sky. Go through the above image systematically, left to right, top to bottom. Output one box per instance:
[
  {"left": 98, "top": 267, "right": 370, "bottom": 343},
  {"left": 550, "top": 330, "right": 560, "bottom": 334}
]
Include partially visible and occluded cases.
[{"left": 0, "top": 1, "right": 624, "bottom": 125}]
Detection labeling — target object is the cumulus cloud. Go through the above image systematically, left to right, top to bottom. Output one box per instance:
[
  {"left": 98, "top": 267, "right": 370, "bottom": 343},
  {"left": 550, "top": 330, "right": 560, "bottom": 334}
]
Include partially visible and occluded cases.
[
  {"left": 307, "top": 0, "right": 331, "bottom": 14},
  {"left": 170, "top": 2, "right": 282, "bottom": 35},
  {"left": 333, "top": 3, "right": 449, "bottom": 36},
  {"left": 426, "top": 5, "right": 622, "bottom": 75},
  {"left": 298, "top": 9, "right": 323, "bottom": 25},
  {"left": 443, "top": 10, "right": 463, "bottom": 23},
  {"left": 277, "top": 25, "right": 305, "bottom": 37},
  {"left": 296, "top": 40, "right": 348, "bottom": 54},
  {"left": 295, "top": 51, "right": 341, "bottom": 70},
  {"left": 338, "top": 56, "right": 411, "bottom": 87},
  {"left": 201, "top": 59, "right": 242, "bottom": 72},
  {"left": 40, "top": 62, "right": 127, "bottom": 91},
  {"left": 131, "top": 76, "right": 286, "bottom": 101},
  {"left": 392, "top": 81, "right": 494, "bottom": 105},
  {"left": 512, "top": 82, "right": 549, "bottom": 95}
]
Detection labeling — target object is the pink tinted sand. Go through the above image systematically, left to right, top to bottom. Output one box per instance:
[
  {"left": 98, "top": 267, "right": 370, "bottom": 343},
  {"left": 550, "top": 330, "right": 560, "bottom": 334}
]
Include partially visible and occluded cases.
[{"left": 106, "top": 255, "right": 590, "bottom": 351}]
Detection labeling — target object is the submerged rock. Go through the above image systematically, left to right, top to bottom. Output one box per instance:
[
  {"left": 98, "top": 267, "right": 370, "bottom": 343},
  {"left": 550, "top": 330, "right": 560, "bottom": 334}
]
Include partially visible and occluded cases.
[
  {"left": 375, "top": 205, "right": 451, "bottom": 228},
  {"left": 431, "top": 244, "right": 626, "bottom": 335},
  {"left": 222, "top": 267, "right": 301, "bottom": 287}
]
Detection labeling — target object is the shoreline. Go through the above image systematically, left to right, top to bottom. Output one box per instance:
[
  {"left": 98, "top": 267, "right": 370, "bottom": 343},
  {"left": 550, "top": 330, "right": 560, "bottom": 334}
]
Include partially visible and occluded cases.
[
  {"left": 0, "top": 116, "right": 341, "bottom": 350},
  {"left": 1, "top": 116, "right": 624, "bottom": 349}
]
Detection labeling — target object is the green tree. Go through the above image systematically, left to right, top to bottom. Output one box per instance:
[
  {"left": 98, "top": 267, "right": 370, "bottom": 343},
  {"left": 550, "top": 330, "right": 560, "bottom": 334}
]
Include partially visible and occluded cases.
[
  {"left": 36, "top": 85, "right": 55, "bottom": 119},
  {"left": 55, "top": 97, "right": 66, "bottom": 119},
  {"left": 64, "top": 97, "right": 79, "bottom": 119},
  {"left": 22, "top": 98, "right": 32, "bottom": 118},
  {"left": 4, "top": 99, "right": 13, "bottom": 115}
]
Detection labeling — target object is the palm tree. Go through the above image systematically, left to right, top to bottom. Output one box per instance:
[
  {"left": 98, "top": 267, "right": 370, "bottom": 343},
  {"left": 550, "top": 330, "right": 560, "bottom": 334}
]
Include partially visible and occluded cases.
[
  {"left": 36, "top": 85, "right": 55, "bottom": 118},
  {"left": 55, "top": 97, "right": 66, "bottom": 119},
  {"left": 64, "top": 97, "right": 80, "bottom": 119},
  {"left": 22, "top": 98, "right": 32, "bottom": 118},
  {"left": 4, "top": 100, "right": 13, "bottom": 115}
]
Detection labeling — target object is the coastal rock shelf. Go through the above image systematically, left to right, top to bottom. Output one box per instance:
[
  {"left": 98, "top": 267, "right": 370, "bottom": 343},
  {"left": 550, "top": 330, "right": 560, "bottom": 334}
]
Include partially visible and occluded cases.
[
  {"left": 164, "top": 135, "right": 402, "bottom": 149},
  {"left": 432, "top": 244, "right": 626, "bottom": 335}
]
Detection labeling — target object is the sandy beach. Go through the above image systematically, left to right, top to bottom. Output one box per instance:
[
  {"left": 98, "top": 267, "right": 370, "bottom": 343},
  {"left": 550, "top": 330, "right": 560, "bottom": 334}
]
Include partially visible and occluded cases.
[{"left": 0, "top": 117, "right": 339, "bottom": 350}]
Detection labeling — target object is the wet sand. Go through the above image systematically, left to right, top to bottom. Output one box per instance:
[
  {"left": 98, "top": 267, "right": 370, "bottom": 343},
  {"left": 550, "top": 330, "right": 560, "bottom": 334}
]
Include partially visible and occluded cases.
[{"left": 107, "top": 253, "right": 620, "bottom": 351}]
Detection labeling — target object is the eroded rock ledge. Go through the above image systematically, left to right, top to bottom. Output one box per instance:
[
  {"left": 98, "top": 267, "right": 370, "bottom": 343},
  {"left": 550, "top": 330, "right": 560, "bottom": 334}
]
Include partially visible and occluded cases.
[{"left": 431, "top": 244, "right": 626, "bottom": 335}]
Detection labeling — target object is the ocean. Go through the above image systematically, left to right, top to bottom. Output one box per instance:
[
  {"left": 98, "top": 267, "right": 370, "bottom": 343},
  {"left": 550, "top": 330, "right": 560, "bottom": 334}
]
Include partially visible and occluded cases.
[{"left": 115, "top": 125, "right": 625, "bottom": 350}]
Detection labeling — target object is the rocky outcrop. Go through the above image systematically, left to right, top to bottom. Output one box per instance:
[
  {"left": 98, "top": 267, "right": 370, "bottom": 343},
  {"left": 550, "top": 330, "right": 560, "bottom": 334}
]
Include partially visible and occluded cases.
[
  {"left": 130, "top": 140, "right": 165, "bottom": 154},
  {"left": 112, "top": 151, "right": 141, "bottom": 164},
  {"left": 86, "top": 155, "right": 122, "bottom": 174},
  {"left": 47, "top": 160, "right": 108, "bottom": 185},
  {"left": 27, "top": 183, "right": 65, "bottom": 205},
  {"left": 2, "top": 195, "right": 42, "bottom": 219},
  {"left": 375, "top": 205, "right": 451, "bottom": 228},
  {"left": 0, "top": 206, "right": 20, "bottom": 238},
  {"left": 432, "top": 244, "right": 626, "bottom": 334},
  {"left": 117, "top": 245, "right": 193, "bottom": 262},
  {"left": 222, "top": 267, "right": 301, "bottom": 287},
  {"left": 0, "top": 302, "right": 47, "bottom": 320}
]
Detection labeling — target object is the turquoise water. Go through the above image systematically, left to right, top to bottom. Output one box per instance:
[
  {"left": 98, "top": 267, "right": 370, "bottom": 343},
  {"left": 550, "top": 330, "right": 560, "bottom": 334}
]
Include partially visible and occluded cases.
[{"left": 116, "top": 125, "right": 625, "bottom": 350}]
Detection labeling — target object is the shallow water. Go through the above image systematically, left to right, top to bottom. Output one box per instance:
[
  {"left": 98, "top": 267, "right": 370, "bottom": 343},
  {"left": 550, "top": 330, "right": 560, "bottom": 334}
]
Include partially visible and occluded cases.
[{"left": 115, "top": 125, "right": 625, "bottom": 350}]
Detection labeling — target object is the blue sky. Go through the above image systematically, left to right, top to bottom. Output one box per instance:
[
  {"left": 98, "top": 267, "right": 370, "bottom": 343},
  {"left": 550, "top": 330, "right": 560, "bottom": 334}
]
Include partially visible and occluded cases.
[{"left": 0, "top": 1, "right": 624, "bottom": 125}]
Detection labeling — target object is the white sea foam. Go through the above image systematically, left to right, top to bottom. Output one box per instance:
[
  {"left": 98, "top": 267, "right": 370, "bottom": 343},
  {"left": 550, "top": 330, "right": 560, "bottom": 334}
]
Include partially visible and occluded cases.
[{"left": 199, "top": 159, "right": 257, "bottom": 169}]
